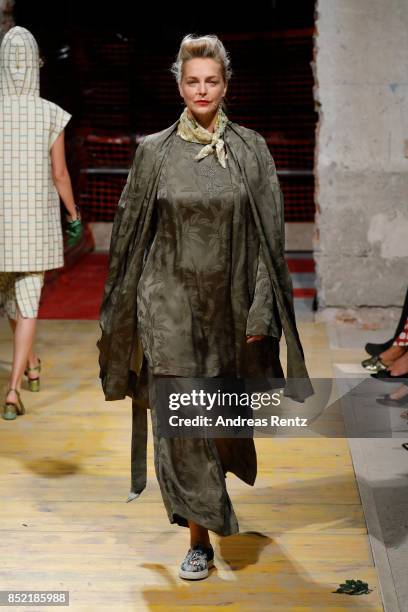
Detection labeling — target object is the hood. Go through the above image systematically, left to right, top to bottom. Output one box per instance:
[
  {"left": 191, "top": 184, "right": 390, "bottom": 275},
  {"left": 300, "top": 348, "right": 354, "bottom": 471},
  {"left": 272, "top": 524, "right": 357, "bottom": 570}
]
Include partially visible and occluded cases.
[{"left": 0, "top": 26, "right": 40, "bottom": 96}]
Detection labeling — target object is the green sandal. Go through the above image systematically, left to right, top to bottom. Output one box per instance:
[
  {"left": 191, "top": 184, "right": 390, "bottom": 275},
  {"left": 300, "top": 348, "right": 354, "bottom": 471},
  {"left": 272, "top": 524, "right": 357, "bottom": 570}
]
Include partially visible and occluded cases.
[
  {"left": 24, "top": 358, "right": 41, "bottom": 392},
  {"left": 2, "top": 388, "right": 25, "bottom": 420}
]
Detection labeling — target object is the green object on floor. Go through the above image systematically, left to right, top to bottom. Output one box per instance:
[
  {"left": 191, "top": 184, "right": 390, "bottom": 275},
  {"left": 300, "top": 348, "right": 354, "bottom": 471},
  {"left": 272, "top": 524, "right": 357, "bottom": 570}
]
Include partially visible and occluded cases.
[{"left": 334, "top": 579, "right": 372, "bottom": 595}]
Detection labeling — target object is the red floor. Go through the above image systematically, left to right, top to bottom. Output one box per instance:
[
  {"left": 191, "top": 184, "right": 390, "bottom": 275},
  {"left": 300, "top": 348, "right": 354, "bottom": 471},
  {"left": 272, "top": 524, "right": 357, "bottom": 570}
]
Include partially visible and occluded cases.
[{"left": 38, "top": 253, "right": 108, "bottom": 320}]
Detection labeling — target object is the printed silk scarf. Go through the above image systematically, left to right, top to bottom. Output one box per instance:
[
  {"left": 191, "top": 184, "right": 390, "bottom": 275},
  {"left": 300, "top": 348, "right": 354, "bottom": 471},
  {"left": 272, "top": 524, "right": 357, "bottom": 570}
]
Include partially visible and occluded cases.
[{"left": 177, "top": 106, "right": 228, "bottom": 168}]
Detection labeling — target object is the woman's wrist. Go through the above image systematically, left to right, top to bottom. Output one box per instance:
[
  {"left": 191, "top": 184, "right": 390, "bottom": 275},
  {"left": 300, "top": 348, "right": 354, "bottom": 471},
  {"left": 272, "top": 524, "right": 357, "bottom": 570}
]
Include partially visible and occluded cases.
[{"left": 66, "top": 205, "right": 81, "bottom": 222}]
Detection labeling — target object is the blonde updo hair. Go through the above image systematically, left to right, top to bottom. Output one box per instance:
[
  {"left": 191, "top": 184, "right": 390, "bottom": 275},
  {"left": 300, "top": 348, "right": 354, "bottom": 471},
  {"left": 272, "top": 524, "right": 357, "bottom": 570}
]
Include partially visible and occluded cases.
[{"left": 171, "top": 34, "right": 232, "bottom": 86}]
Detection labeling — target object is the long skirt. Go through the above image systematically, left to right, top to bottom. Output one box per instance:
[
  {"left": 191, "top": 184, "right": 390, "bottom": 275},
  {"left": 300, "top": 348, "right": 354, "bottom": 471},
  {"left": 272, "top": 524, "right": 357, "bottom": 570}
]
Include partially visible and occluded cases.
[{"left": 147, "top": 368, "right": 240, "bottom": 537}]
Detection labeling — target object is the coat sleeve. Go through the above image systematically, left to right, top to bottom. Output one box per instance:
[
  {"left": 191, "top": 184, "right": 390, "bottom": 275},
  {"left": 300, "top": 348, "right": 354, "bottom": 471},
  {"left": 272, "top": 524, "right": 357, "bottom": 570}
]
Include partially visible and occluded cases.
[
  {"left": 233, "top": 124, "right": 313, "bottom": 400},
  {"left": 252, "top": 131, "right": 295, "bottom": 322},
  {"left": 246, "top": 132, "right": 288, "bottom": 336},
  {"left": 254, "top": 132, "right": 286, "bottom": 248},
  {"left": 100, "top": 137, "right": 146, "bottom": 314},
  {"left": 98, "top": 138, "right": 147, "bottom": 396},
  {"left": 109, "top": 138, "right": 146, "bottom": 253},
  {"left": 246, "top": 244, "right": 280, "bottom": 337}
]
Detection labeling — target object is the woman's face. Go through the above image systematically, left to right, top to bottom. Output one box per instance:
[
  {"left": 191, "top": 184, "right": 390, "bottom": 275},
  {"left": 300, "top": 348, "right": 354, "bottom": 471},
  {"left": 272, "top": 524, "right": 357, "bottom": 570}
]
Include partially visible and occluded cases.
[{"left": 179, "top": 58, "right": 227, "bottom": 124}]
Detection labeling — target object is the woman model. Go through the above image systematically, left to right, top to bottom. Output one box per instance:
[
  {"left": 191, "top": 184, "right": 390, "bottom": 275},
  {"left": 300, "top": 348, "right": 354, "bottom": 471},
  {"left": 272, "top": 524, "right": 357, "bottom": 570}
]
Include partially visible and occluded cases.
[
  {"left": 0, "top": 27, "right": 82, "bottom": 420},
  {"left": 99, "top": 34, "right": 312, "bottom": 580}
]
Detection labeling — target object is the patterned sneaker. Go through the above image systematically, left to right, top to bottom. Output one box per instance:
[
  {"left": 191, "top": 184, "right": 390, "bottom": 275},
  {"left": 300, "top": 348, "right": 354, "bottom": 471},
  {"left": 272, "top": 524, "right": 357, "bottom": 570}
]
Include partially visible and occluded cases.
[{"left": 179, "top": 543, "right": 214, "bottom": 580}]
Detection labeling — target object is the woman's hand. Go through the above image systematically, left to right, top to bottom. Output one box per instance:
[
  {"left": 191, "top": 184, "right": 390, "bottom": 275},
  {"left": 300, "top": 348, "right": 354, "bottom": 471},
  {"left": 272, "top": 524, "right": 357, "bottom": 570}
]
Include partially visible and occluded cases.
[
  {"left": 66, "top": 209, "right": 79, "bottom": 222},
  {"left": 246, "top": 335, "right": 265, "bottom": 344}
]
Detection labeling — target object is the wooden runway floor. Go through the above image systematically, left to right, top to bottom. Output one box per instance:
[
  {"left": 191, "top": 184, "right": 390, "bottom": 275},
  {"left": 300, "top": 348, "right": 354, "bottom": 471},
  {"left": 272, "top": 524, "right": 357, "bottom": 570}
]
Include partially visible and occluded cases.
[{"left": 0, "top": 320, "right": 383, "bottom": 610}]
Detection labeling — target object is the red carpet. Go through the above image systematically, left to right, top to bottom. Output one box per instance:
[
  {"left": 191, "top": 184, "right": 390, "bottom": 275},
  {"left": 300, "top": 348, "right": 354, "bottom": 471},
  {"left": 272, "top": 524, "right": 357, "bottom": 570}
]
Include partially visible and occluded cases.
[{"left": 38, "top": 253, "right": 108, "bottom": 320}]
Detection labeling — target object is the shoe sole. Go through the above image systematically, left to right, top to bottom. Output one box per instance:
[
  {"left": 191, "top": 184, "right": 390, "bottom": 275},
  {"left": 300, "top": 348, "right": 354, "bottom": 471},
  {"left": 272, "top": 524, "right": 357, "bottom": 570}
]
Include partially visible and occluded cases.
[
  {"left": 372, "top": 375, "right": 408, "bottom": 383},
  {"left": 27, "top": 376, "right": 40, "bottom": 392},
  {"left": 376, "top": 398, "right": 408, "bottom": 407},
  {"left": 2, "top": 402, "right": 22, "bottom": 420},
  {"left": 179, "top": 559, "right": 214, "bottom": 580}
]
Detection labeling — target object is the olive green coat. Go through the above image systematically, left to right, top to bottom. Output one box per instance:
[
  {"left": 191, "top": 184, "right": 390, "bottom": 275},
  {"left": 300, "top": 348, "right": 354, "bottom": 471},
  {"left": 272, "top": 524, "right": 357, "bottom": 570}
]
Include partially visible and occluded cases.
[{"left": 98, "top": 119, "right": 312, "bottom": 399}]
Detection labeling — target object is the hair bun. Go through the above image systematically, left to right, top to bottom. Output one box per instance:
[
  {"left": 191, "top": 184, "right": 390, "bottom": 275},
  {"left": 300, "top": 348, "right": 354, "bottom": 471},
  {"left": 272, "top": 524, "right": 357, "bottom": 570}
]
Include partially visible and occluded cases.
[{"left": 171, "top": 34, "right": 232, "bottom": 85}]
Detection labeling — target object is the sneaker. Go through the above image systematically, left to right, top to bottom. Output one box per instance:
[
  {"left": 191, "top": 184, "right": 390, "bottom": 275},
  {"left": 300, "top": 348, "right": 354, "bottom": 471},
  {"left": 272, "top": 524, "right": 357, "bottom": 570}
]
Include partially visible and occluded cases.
[{"left": 179, "top": 543, "right": 214, "bottom": 580}]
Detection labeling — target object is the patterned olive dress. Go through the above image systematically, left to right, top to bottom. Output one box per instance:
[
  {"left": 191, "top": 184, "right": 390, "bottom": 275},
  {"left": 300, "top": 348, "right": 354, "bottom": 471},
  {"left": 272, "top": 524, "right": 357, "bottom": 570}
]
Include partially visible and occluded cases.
[{"left": 136, "top": 134, "right": 275, "bottom": 536}]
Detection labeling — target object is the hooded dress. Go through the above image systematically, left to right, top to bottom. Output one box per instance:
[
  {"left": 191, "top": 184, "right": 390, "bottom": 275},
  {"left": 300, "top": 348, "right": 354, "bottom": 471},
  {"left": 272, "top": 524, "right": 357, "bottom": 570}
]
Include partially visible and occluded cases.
[{"left": 0, "top": 27, "right": 71, "bottom": 318}]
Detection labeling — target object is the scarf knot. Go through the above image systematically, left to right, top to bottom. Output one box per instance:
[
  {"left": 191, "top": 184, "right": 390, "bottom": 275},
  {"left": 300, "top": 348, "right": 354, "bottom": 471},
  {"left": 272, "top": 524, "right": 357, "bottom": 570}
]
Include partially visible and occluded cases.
[{"left": 177, "top": 106, "right": 228, "bottom": 168}]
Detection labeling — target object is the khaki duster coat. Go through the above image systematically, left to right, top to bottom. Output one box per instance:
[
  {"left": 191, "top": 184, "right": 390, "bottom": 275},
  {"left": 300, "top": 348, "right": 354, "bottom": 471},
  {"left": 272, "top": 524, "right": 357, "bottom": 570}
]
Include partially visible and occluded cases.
[{"left": 98, "top": 118, "right": 313, "bottom": 494}]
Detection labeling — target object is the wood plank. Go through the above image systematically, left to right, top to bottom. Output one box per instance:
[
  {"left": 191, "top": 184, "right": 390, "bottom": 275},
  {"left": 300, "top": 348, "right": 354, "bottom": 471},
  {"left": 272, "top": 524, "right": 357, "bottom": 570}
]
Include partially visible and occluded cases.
[
  {"left": 0, "top": 319, "right": 383, "bottom": 610},
  {"left": 0, "top": 501, "right": 366, "bottom": 534}
]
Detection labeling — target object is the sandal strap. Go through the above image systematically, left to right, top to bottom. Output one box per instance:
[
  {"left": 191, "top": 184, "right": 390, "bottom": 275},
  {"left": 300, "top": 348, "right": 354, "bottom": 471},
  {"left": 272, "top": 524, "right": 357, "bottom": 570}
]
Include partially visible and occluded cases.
[
  {"left": 25, "top": 359, "right": 41, "bottom": 374},
  {"left": 5, "top": 388, "right": 24, "bottom": 413}
]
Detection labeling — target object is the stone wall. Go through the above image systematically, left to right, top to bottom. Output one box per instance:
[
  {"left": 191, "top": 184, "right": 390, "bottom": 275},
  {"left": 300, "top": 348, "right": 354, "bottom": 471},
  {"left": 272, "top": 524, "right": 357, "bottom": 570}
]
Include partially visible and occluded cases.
[{"left": 314, "top": 0, "right": 408, "bottom": 313}]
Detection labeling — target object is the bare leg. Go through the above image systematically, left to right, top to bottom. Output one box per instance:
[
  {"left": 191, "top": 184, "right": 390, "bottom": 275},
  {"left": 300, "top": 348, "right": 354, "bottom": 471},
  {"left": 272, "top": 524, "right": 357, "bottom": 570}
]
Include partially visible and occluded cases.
[
  {"left": 6, "top": 313, "right": 38, "bottom": 404},
  {"left": 8, "top": 316, "right": 39, "bottom": 378},
  {"left": 380, "top": 345, "right": 406, "bottom": 364},
  {"left": 389, "top": 350, "right": 408, "bottom": 377},
  {"left": 391, "top": 384, "right": 408, "bottom": 401},
  {"left": 396, "top": 386, "right": 408, "bottom": 419},
  {"left": 188, "top": 521, "right": 211, "bottom": 548}
]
